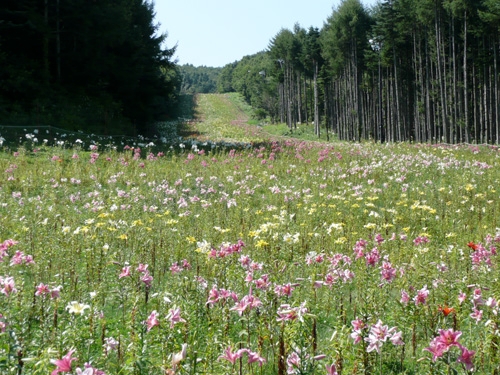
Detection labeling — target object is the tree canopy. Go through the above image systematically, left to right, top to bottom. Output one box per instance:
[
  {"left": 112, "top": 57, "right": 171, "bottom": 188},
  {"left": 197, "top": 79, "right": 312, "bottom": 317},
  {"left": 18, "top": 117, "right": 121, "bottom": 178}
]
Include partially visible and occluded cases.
[
  {"left": 0, "top": 0, "right": 180, "bottom": 136},
  {"left": 2, "top": 0, "right": 500, "bottom": 144},
  {"left": 218, "top": 0, "right": 500, "bottom": 144},
  {"left": 178, "top": 64, "right": 221, "bottom": 94}
]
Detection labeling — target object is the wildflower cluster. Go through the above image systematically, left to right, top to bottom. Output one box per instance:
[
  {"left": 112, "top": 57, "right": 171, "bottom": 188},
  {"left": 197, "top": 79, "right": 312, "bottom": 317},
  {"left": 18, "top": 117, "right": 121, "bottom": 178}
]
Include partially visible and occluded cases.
[{"left": 0, "top": 138, "right": 499, "bottom": 374}]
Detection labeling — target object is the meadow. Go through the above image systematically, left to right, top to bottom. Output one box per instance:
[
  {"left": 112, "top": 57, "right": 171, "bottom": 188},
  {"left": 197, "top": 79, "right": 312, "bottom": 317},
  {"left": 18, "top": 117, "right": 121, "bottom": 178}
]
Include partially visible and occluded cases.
[{"left": 1, "top": 98, "right": 500, "bottom": 374}]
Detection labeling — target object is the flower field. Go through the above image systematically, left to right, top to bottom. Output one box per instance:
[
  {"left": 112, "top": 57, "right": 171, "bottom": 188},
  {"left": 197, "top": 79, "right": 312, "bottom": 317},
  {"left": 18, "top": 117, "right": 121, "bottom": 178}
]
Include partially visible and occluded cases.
[{"left": 1, "top": 137, "right": 500, "bottom": 375}]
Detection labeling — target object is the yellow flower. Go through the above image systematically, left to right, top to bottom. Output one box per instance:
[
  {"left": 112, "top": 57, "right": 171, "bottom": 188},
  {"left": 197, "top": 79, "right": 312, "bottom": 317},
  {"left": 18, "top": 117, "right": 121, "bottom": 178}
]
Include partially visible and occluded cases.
[
  {"left": 214, "top": 227, "right": 230, "bottom": 233},
  {"left": 118, "top": 234, "right": 128, "bottom": 240},
  {"left": 186, "top": 236, "right": 196, "bottom": 244},
  {"left": 334, "top": 237, "right": 347, "bottom": 244},
  {"left": 255, "top": 240, "right": 269, "bottom": 248}
]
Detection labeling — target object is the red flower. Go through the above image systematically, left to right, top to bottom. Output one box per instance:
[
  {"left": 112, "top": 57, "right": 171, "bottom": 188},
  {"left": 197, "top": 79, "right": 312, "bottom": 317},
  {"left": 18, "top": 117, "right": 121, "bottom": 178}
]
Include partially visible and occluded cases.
[
  {"left": 467, "top": 242, "right": 479, "bottom": 251},
  {"left": 438, "top": 305, "right": 456, "bottom": 317}
]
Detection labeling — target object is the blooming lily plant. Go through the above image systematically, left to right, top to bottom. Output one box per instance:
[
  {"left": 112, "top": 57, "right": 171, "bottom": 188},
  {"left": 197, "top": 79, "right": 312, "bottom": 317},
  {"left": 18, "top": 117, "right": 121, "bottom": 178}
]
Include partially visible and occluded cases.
[{"left": 0, "top": 138, "right": 499, "bottom": 374}]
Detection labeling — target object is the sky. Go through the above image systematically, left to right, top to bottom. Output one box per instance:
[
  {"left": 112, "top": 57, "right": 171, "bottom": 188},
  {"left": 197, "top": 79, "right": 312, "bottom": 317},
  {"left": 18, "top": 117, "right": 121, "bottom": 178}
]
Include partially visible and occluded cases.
[{"left": 155, "top": 0, "right": 379, "bottom": 68}]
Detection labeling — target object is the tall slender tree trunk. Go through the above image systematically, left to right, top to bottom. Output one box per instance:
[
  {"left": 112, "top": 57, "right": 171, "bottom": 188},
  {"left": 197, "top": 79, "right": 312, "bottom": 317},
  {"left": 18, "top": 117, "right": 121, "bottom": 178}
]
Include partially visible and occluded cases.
[
  {"left": 435, "top": 8, "right": 449, "bottom": 143},
  {"left": 464, "top": 12, "right": 470, "bottom": 143},
  {"left": 451, "top": 15, "right": 457, "bottom": 144},
  {"left": 425, "top": 32, "right": 433, "bottom": 142},
  {"left": 495, "top": 34, "right": 499, "bottom": 144},
  {"left": 392, "top": 48, "right": 402, "bottom": 141},
  {"left": 379, "top": 52, "right": 385, "bottom": 142},
  {"left": 313, "top": 60, "right": 319, "bottom": 137},
  {"left": 473, "top": 64, "right": 478, "bottom": 142},
  {"left": 297, "top": 73, "right": 302, "bottom": 124},
  {"left": 303, "top": 79, "right": 308, "bottom": 125}
]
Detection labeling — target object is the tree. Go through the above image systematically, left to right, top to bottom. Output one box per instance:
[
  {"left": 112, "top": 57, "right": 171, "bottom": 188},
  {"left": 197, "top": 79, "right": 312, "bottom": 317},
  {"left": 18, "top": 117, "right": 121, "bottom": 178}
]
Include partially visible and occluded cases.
[
  {"left": 0, "top": 0, "right": 180, "bottom": 135},
  {"left": 322, "top": 0, "right": 372, "bottom": 141},
  {"left": 268, "top": 27, "right": 302, "bottom": 129},
  {"left": 303, "top": 27, "right": 323, "bottom": 137},
  {"left": 177, "top": 65, "right": 221, "bottom": 94}
]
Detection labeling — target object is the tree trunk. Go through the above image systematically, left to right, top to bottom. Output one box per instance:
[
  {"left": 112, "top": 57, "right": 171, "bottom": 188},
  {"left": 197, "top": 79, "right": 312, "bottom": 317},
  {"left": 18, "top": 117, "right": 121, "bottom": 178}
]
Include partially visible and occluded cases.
[
  {"left": 435, "top": 7, "right": 449, "bottom": 143},
  {"left": 464, "top": 11, "right": 470, "bottom": 143},
  {"left": 495, "top": 34, "right": 499, "bottom": 144},
  {"left": 314, "top": 60, "right": 320, "bottom": 137}
]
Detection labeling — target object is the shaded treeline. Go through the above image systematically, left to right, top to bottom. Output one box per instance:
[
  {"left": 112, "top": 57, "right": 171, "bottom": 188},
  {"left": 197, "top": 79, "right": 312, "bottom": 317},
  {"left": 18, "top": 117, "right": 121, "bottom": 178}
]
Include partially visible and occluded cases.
[
  {"left": 0, "top": 0, "right": 180, "bottom": 136},
  {"left": 219, "top": 0, "right": 500, "bottom": 144}
]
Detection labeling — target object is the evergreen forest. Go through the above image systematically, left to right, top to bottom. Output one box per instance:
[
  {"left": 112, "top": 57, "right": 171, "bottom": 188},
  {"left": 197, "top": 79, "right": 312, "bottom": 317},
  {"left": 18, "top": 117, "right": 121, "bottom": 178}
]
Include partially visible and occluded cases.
[
  {"left": 0, "top": 0, "right": 180, "bottom": 136},
  {"left": 1, "top": 0, "right": 500, "bottom": 144},
  {"left": 219, "top": 0, "right": 500, "bottom": 144},
  {"left": 178, "top": 65, "right": 220, "bottom": 94}
]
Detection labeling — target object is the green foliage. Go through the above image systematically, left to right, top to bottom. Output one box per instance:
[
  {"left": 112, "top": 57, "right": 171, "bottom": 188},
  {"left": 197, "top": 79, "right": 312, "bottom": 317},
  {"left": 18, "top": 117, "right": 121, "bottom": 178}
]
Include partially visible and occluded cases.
[
  {"left": 0, "top": 0, "right": 180, "bottom": 136},
  {"left": 211, "top": 0, "right": 500, "bottom": 144},
  {"left": 321, "top": 0, "right": 372, "bottom": 75},
  {"left": 268, "top": 28, "right": 301, "bottom": 71},
  {"left": 217, "top": 52, "right": 278, "bottom": 121},
  {"left": 217, "top": 62, "right": 237, "bottom": 93},
  {"left": 179, "top": 64, "right": 221, "bottom": 94},
  {"left": 182, "top": 93, "right": 269, "bottom": 143},
  {"left": 262, "top": 122, "right": 335, "bottom": 142},
  {"left": 1, "top": 133, "right": 500, "bottom": 374}
]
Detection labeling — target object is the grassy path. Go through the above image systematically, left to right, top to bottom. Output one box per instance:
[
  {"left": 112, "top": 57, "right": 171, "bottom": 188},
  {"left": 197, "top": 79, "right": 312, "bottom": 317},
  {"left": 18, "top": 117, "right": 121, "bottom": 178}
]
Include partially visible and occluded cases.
[
  {"left": 178, "top": 93, "right": 337, "bottom": 145},
  {"left": 179, "top": 93, "right": 270, "bottom": 143}
]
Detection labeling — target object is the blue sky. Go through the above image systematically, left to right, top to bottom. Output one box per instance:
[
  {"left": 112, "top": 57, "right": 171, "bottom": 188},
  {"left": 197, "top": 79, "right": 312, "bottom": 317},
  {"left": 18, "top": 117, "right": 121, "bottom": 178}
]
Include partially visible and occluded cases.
[{"left": 155, "top": 0, "right": 379, "bottom": 68}]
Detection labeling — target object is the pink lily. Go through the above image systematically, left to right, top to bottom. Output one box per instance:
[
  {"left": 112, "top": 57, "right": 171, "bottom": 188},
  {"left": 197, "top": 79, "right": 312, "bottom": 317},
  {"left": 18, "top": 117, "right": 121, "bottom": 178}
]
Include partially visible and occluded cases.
[
  {"left": 146, "top": 310, "right": 159, "bottom": 331},
  {"left": 457, "top": 345, "right": 475, "bottom": 371},
  {"left": 218, "top": 346, "right": 243, "bottom": 364},
  {"left": 51, "top": 349, "right": 77, "bottom": 375}
]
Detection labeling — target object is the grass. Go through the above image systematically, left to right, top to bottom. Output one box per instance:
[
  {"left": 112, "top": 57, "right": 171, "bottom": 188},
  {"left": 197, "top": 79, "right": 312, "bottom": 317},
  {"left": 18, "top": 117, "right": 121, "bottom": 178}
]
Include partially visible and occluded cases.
[
  {"left": 177, "top": 93, "right": 268, "bottom": 144},
  {"left": 180, "top": 93, "right": 338, "bottom": 144},
  {"left": 0, "top": 98, "right": 499, "bottom": 374},
  {"left": 262, "top": 122, "right": 336, "bottom": 142}
]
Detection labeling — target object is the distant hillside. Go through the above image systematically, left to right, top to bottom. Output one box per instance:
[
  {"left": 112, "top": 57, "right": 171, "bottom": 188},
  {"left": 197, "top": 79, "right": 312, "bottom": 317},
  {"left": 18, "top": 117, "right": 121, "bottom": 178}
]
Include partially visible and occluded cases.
[{"left": 179, "top": 64, "right": 221, "bottom": 94}]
